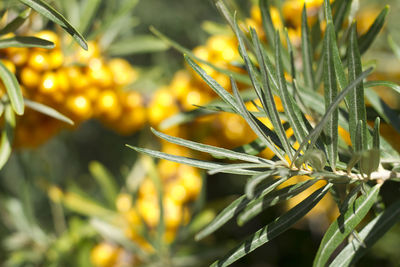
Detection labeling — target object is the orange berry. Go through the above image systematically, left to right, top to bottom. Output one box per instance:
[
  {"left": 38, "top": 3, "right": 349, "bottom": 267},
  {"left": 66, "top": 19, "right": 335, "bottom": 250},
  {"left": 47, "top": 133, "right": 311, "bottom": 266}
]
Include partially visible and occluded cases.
[{"left": 48, "top": 49, "right": 64, "bottom": 69}]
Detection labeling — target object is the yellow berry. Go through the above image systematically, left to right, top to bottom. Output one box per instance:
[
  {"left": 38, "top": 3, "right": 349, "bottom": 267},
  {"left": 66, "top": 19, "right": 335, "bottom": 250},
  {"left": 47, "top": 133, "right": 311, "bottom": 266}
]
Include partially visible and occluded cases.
[
  {"left": 28, "top": 50, "right": 49, "bottom": 71},
  {"left": 108, "top": 58, "right": 138, "bottom": 86},
  {"left": 39, "top": 71, "right": 58, "bottom": 94},
  {"left": 95, "top": 90, "right": 122, "bottom": 121},
  {"left": 66, "top": 94, "right": 92, "bottom": 120},
  {"left": 116, "top": 193, "right": 132, "bottom": 213},
  {"left": 90, "top": 243, "right": 120, "bottom": 267}
]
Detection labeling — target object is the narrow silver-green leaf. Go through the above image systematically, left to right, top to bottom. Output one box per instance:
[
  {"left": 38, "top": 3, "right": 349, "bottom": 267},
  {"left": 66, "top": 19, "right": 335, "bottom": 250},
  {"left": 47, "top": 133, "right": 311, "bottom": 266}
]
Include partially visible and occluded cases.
[
  {"left": 18, "top": 0, "right": 88, "bottom": 50},
  {"left": 77, "top": 0, "right": 101, "bottom": 35},
  {"left": 260, "top": 0, "right": 275, "bottom": 47},
  {"left": 332, "top": 0, "right": 352, "bottom": 32},
  {"left": 301, "top": 5, "right": 315, "bottom": 91},
  {"left": 358, "top": 6, "right": 389, "bottom": 55},
  {"left": 0, "top": 8, "right": 31, "bottom": 35},
  {"left": 323, "top": 23, "right": 339, "bottom": 170},
  {"left": 347, "top": 23, "right": 367, "bottom": 150},
  {"left": 251, "top": 29, "right": 293, "bottom": 158},
  {"left": 275, "top": 32, "right": 307, "bottom": 143},
  {"left": 107, "top": 35, "right": 169, "bottom": 56},
  {"left": 388, "top": 35, "right": 400, "bottom": 60},
  {"left": 0, "top": 36, "right": 54, "bottom": 49},
  {"left": 0, "top": 60, "right": 24, "bottom": 115},
  {"left": 292, "top": 67, "right": 373, "bottom": 166},
  {"left": 231, "top": 77, "right": 286, "bottom": 162},
  {"left": 365, "top": 80, "right": 400, "bottom": 95},
  {"left": 25, "top": 99, "right": 73, "bottom": 125},
  {"left": 0, "top": 105, "right": 15, "bottom": 169},
  {"left": 373, "top": 117, "right": 380, "bottom": 150},
  {"left": 151, "top": 128, "right": 270, "bottom": 164},
  {"left": 233, "top": 138, "right": 267, "bottom": 156},
  {"left": 127, "top": 145, "right": 258, "bottom": 176},
  {"left": 89, "top": 161, "right": 118, "bottom": 208},
  {"left": 208, "top": 163, "right": 270, "bottom": 176},
  {"left": 245, "top": 171, "right": 278, "bottom": 199},
  {"left": 238, "top": 178, "right": 319, "bottom": 226},
  {"left": 313, "top": 183, "right": 381, "bottom": 267},
  {"left": 339, "top": 183, "right": 361, "bottom": 213},
  {"left": 211, "top": 184, "right": 332, "bottom": 267},
  {"left": 330, "top": 199, "right": 400, "bottom": 267}
]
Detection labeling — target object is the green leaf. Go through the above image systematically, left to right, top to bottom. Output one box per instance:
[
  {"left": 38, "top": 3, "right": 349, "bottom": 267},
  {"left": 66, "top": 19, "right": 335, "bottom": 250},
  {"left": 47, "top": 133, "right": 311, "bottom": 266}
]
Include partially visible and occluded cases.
[
  {"left": 18, "top": 0, "right": 88, "bottom": 50},
  {"left": 77, "top": 0, "right": 101, "bottom": 35},
  {"left": 260, "top": 0, "right": 275, "bottom": 47},
  {"left": 332, "top": 0, "right": 352, "bottom": 32},
  {"left": 301, "top": 5, "right": 315, "bottom": 91},
  {"left": 358, "top": 6, "right": 389, "bottom": 55},
  {"left": 0, "top": 8, "right": 31, "bottom": 35},
  {"left": 323, "top": 23, "right": 339, "bottom": 170},
  {"left": 347, "top": 23, "right": 367, "bottom": 150},
  {"left": 150, "top": 26, "right": 250, "bottom": 84},
  {"left": 250, "top": 29, "right": 293, "bottom": 158},
  {"left": 275, "top": 32, "right": 307, "bottom": 144},
  {"left": 107, "top": 35, "right": 170, "bottom": 56},
  {"left": 388, "top": 35, "right": 400, "bottom": 60},
  {"left": 0, "top": 36, "right": 54, "bottom": 49},
  {"left": 0, "top": 60, "right": 24, "bottom": 115},
  {"left": 292, "top": 67, "right": 372, "bottom": 165},
  {"left": 231, "top": 77, "right": 286, "bottom": 162},
  {"left": 365, "top": 80, "right": 400, "bottom": 96},
  {"left": 364, "top": 88, "right": 400, "bottom": 134},
  {"left": 24, "top": 99, "right": 73, "bottom": 125},
  {"left": 0, "top": 105, "right": 15, "bottom": 169},
  {"left": 159, "top": 108, "right": 215, "bottom": 130},
  {"left": 373, "top": 117, "right": 380, "bottom": 150},
  {"left": 151, "top": 128, "right": 270, "bottom": 165},
  {"left": 233, "top": 138, "right": 268, "bottom": 156},
  {"left": 127, "top": 145, "right": 259, "bottom": 176},
  {"left": 295, "top": 149, "right": 327, "bottom": 171},
  {"left": 360, "top": 149, "right": 380, "bottom": 177},
  {"left": 89, "top": 161, "right": 118, "bottom": 207},
  {"left": 208, "top": 162, "right": 271, "bottom": 175},
  {"left": 245, "top": 170, "right": 279, "bottom": 199},
  {"left": 196, "top": 173, "right": 290, "bottom": 241},
  {"left": 238, "top": 178, "right": 319, "bottom": 226},
  {"left": 313, "top": 183, "right": 381, "bottom": 267},
  {"left": 339, "top": 183, "right": 362, "bottom": 213},
  {"left": 211, "top": 184, "right": 332, "bottom": 267},
  {"left": 330, "top": 199, "right": 400, "bottom": 266}
]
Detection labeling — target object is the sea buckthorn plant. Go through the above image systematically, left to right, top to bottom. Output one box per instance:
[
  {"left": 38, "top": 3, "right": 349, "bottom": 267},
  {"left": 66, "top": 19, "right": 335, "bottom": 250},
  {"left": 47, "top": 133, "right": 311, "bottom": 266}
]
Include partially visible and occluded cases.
[{"left": 131, "top": 0, "right": 400, "bottom": 266}]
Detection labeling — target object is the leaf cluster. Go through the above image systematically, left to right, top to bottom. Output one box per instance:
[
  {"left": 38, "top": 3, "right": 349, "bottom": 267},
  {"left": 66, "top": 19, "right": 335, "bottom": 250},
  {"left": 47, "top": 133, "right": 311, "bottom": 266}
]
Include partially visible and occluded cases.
[{"left": 131, "top": 0, "right": 400, "bottom": 265}]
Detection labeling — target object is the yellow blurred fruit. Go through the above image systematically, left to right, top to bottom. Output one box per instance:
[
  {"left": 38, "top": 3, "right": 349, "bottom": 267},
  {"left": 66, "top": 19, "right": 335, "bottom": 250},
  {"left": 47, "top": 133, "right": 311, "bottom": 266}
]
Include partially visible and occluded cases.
[
  {"left": 76, "top": 41, "right": 100, "bottom": 62},
  {"left": 6, "top": 47, "right": 28, "bottom": 66},
  {"left": 48, "top": 49, "right": 64, "bottom": 69},
  {"left": 28, "top": 50, "right": 49, "bottom": 71},
  {"left": 108, "top": 58, "right": 138, "bottom": 86},
  {"left": 1, "top": 59, "right": 16, "bottom": 73},
  {"left": 39, "top": 71, "right": 58, "bottom": 94},
  {"left": 96, "top": 90, "right": 122, "bottom": 121},
  {"left": 66, "top": 94, "right": 92, "bottom": 120},
  {"left": 178, "top": 166, "right": 202, "bottom": 200},
  {"left": 116, "top": 193, "right": 132, "bottom": 213},
  {"left": 137, "top": 197, "right": 159, "bottom": 228},
  {"left": 90, "top": 243, "right": 120, "bottom": 267}
]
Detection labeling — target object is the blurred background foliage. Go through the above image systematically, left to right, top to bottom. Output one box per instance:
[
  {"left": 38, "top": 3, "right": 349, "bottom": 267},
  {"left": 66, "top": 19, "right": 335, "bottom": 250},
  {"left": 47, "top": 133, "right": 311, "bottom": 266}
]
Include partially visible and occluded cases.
[{"left": 0, "top": 0, "right": 399, "bottom": 266}]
